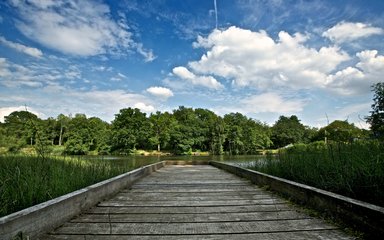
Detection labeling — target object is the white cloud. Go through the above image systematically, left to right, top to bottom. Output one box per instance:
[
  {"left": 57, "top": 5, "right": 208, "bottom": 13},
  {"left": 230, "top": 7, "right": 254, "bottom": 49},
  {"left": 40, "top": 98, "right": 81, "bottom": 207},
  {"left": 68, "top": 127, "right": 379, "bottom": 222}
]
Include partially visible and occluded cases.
[
  {"left": 10, "top": 0, "right": 154, "bottom": 59},
  {"left": 323, "top": 22, "right": 384, "bottom": 43},
  {"left": 188, "top": 26, "right": 349, "bottom": 91},
  {"left": 0, "top": 36, "right": 43, "bottom": 58},
  {"left": 135, "top": 43, "right": 156, "bottom": 62},
  {"left": 326, "top": 50, "right": 384, "bottom": 95},
  {"left": 0, "top": 58, "right": 69, "bottom": 88},
  {"left": 172, "top": 66, "right": 224, "bottom": 90},
  {"left": 111, "top": 72, "right": 127, "bottom": 82},
  {"left": 146, "top": 86, "right": 174, "bottom": 100},
  {"left": 0, "top": 87, "right": 156, "bottom": 122},
  {"left": 240, "top": 92, "right": 305, "bottom": 114},
  {"left": 134, "top": 102, "right": 155, "bottom": 112},
  {"left": 0, "top": 106, "right": 41, "bottom": 122}
]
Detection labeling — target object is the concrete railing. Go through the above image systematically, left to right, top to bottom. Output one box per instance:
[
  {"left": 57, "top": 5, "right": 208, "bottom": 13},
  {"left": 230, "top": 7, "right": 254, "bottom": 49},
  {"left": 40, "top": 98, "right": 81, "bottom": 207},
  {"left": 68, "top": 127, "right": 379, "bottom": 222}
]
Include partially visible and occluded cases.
[
  {"left": 0, "top": 161, "right": 166, "bottom": 240},
  {"left": 210, "top": 161, "right": 384, "bottom": 238}
]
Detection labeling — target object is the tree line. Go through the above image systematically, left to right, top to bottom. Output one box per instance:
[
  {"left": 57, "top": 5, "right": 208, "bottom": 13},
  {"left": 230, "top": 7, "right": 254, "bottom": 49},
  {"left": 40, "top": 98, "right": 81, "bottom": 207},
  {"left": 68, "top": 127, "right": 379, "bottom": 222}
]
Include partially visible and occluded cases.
[
  {"left": 2, "top": 82, "right": 383, "bottom": 155},
  {"left": 0, "top": 106, "right": 370, "bottom": 155}
]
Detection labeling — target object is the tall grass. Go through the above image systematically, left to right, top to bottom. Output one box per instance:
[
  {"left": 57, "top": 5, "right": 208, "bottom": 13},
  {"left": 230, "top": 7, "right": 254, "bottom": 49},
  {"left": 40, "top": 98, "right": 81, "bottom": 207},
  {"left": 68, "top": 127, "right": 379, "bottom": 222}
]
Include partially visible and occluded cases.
[
  {"left": 249, "top": 140, "right": 384, "bottom": 206},
  {"left": 0, "top": 155, "right": 157, "bottom": 217}
]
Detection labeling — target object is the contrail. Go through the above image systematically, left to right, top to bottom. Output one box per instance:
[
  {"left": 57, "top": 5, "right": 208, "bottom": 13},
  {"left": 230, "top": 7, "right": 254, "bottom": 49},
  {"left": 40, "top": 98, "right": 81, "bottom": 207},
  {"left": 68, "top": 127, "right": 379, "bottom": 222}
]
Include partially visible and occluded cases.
[{"left": 214, "top": 0, "right": 218, "bottom": 29}]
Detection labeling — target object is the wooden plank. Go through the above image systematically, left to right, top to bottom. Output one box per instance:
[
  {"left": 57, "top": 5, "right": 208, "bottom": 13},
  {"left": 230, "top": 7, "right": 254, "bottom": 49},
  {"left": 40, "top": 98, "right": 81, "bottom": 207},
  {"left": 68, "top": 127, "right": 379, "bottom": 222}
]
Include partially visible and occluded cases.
[
  {"left": 114, "top": 191, "right": 271, "bottom": 197},
  {"left": 111, "top": 193, "right": 274, "bottom": 201},
  {"left": 98, "top": 199, "right": 286, "bottom": 207},
  {"left": 86, "top": 204, "right": 293, "bottom": 214},
  {"left": 87, "top": 204, "right": 293, "bottom": 214},
  {"left": 71, "top": 210, "right": 310, "bottom": 223},
  {"left": 53, "top": 219, "right": 339, "bottom": 235},
  {"left": 42, "top": 230, "right": 355, "bottom": 240}
]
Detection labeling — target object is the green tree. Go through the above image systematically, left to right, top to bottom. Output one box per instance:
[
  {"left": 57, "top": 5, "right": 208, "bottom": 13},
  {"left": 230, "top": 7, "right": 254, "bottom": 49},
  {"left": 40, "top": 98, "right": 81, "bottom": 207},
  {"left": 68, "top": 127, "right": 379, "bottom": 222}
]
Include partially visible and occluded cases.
[
  {"left": 366, "top": 82, "right": 384, "bottom": 139},
  {"left": 170, "top": 106, "right": 197, "bottom": 154},
  {"left": 110, "top": 108, "right": 150, "bottom": 153},
  {"left": 4, "top": 111, "right": 40, "bottom": 149},
  {"left": 149, "top": 111, "right": 176, "bottom": 152},
  {"left": 224, "top": 113, "right": 246, "bottom": 154},
  {"left": 57, "top": 114, "right": 70, "bottom": 146},
  {"left": 64, "top": 114, "right": 90, "bottom": 155},
  {"left": 271, "top": 115, "right": 306, "bottom": 148},
  {"left": 315, "top": 120, "right": 364, "bottom": 142}
]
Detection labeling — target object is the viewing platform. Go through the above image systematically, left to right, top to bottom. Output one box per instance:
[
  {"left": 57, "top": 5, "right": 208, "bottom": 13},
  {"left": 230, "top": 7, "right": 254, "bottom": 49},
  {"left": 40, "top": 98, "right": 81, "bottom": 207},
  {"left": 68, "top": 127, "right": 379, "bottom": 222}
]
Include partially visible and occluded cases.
[
  {"left": 2, "top": 161, "right": 383, "bottom": 239},
  {"left": 43, "top": 164, "right": 352, "bottom": 239}
]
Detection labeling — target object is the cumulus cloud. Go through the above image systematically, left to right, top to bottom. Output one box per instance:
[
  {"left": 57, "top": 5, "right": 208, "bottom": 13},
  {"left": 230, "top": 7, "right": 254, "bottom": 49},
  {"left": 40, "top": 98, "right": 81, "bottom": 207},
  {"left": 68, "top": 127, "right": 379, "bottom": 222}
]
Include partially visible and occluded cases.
[
  {"left": 10, "top": 0, "right": 154, "bottom": 59},
  {"left": 323, "top": 22, "right": 384, "bottom": 43},
  {"left": 189, "top": 26, "right": 349, "bottom": 90},
  {"left": 0, "top": 36, "right": 43, "bottom": 58},
  {"left": 326, "top": 50, "right": 384, "bottom": 95},
  {"left": 172, "top": 66, "right": 224, "bottom": 90},
  {"left": 146, "top": 86, "right": 174, "bottom": 100},
  {"left": 0, "top": 87, "right": 156, "bottom": 122},
  {"left": 240, "top": 92, "right": 305, "bottom": 114},
  {"left": 134, "top": 102, "right": 155, "bottom": 112},
  {"left": 0, "top": 106, "right": 41, "bottom": 122}
]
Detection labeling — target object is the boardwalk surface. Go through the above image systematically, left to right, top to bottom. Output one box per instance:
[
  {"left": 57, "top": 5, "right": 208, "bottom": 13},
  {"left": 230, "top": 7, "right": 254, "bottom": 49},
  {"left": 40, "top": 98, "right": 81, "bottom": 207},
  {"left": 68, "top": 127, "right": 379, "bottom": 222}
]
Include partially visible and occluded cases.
[{"left": 42, "top": 165, "right": 354, "bottom": 239}]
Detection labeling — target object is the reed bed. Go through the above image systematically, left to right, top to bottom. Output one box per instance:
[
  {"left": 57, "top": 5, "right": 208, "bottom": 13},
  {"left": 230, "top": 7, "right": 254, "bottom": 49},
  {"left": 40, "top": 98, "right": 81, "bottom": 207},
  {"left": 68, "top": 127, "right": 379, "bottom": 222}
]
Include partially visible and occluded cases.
[
  {"left": 249, "top": 141, "right": 384, "bottom": 206},
  {"left": 0, "top": 155, "right": 156, "bottom": 217}
]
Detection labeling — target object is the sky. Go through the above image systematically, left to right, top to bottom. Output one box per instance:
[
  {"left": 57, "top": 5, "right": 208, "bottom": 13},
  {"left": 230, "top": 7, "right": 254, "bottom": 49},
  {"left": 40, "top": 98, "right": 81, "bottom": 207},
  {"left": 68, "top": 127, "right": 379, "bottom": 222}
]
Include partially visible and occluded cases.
[{"left": 0, "top": 0, "right": 383, "bottom": 128}]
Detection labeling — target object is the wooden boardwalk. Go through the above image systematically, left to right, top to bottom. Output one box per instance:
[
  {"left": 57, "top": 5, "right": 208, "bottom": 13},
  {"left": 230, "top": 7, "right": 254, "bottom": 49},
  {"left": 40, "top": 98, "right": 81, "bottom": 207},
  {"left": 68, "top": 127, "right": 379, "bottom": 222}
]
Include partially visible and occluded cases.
[{"left": 41, "top": 164, "right": 354, "bottom": 239}]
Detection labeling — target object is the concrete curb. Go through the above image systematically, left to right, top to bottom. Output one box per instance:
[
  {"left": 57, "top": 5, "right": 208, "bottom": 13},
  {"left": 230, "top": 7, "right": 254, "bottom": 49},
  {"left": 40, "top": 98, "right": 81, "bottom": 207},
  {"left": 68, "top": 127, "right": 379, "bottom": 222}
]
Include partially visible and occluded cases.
[
  {"left": 0, "top": 161, "right": 166, "bottom": 240},
  {"left": 210, "top": 161, "right": 384, "bottom": 238}
]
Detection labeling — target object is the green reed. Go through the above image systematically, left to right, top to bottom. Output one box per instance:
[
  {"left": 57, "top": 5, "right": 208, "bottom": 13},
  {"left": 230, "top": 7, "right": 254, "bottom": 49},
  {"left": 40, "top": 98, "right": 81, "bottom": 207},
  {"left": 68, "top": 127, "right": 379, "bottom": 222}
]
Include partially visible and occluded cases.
[
  {"left": 249, "top": 140, "right": 384, "bottom": 206},
  {"left": 0, "top": 155, "right": 157, "bottom": 217}
]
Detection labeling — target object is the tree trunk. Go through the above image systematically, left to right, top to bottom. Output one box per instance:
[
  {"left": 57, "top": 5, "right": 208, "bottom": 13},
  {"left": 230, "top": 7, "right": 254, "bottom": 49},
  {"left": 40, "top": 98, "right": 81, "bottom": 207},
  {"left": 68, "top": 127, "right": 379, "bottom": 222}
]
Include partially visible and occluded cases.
[{"left": 59, "top": 125, "right": 63, "bottom": 146}]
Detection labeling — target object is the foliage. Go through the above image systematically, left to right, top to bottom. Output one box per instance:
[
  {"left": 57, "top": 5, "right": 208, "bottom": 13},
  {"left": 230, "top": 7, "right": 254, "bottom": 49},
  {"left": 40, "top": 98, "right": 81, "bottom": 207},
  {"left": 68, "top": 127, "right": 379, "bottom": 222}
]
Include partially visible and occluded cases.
[
  {"left": 366, "top": 82, "right": 384, "bottom": 139},
  {"left": 0, "top": 106, "right": 370, "bottom": 155},
  {"left": 110, "top": 108, "right": 151, "bottom": 154},
  {"left": 271, "top": 115, "right": 306, "bottom": 148},
  {"left": 315, "top": 120, "right": 367, "bottom": 142},
  {"left": 250, "top": 141, "right": 384, "bottom": 206},
  {"left": 0, "top": 155, "right": 157, "bottom": 217}
]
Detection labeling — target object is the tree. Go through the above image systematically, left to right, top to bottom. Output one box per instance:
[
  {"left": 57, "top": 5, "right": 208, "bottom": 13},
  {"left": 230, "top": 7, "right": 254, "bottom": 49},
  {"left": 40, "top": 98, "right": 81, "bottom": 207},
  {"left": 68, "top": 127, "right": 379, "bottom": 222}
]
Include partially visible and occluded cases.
[
  {"left": 366, "top": 82, "right": 384, "bottom": 139},
  {"left": 170, "top": 106, "right": 198, "bottom": 154},
  {"left": 110, "top": 108, "right": 150, "bottom": 153},
  {"left": 4, "top": 111, "right": 40, "bottom": 147},
  {"left": 149, "top": 111, "right": 175, "bottom": 152},
  {"left": 57, "top": 114, "right": 70, "bottom": 146},
  {"left": 64, "top": 114, "right": 90, "bottom": 155},
  {"left": 271, "top": 115, "right": 306, "bottom": 148},
  {"left": 315, "top": 120, "right": 364, "bottom": 142}
]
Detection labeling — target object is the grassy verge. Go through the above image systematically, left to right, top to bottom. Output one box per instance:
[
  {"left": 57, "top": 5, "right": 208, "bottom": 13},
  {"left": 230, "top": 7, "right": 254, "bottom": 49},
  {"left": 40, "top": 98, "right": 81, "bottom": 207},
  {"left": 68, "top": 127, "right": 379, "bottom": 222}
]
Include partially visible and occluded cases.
[
  {"left": 249, "top": 140, "right": 384, "bottom": 207},
  {"left": 0, "top": 155, "right": 158, "bottom": 217}
]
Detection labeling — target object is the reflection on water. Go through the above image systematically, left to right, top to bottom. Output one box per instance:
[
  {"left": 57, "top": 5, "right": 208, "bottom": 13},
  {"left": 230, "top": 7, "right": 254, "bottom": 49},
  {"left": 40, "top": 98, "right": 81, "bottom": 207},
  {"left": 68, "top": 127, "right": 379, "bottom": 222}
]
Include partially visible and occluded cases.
[{"left": 82, "top": 154, "right": 274, "bottom": 169}]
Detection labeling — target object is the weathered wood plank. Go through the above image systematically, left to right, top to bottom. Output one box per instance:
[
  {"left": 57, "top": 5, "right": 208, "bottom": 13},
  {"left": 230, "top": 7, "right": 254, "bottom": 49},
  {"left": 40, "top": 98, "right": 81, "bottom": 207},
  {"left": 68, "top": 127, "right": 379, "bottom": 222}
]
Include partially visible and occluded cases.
[
  {"left": 114, "top": 191, "right": 271, "bottom": 197},
  {"left": 111, "top": 193, "right": 274, "bottom": 201},
  {"left": 98, "top": 199, "right": 286, "bottom": 207},
  {"left": 86, "top": 204, "right": 293, "bottom": 214},
  {"left": 70, "top": 210, "right": 310, "bottom": 223},
  {"left": 53, "top": 219, "right": 339, "bottom": 235},
  {"left": 42, "top": 230, "right": 354, "bottom": 240}
]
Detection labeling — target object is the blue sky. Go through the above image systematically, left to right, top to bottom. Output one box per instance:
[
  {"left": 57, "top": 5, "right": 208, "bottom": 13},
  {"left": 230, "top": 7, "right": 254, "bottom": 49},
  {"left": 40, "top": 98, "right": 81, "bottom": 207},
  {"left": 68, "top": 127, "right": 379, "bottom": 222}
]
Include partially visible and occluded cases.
[{"left": 1, "top": 0, "right": 383, "bottom": 128}]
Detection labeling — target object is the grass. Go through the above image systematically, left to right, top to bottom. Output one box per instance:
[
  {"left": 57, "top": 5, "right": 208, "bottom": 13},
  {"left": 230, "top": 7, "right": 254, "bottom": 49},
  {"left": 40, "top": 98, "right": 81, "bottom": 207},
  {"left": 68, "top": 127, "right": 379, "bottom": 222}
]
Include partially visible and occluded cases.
[
  {"left": 248, "top": 140, "right": 384, "bottom": 207},
  {"left": 0, "top": 155, "right": 158, "bottom": 217}
]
